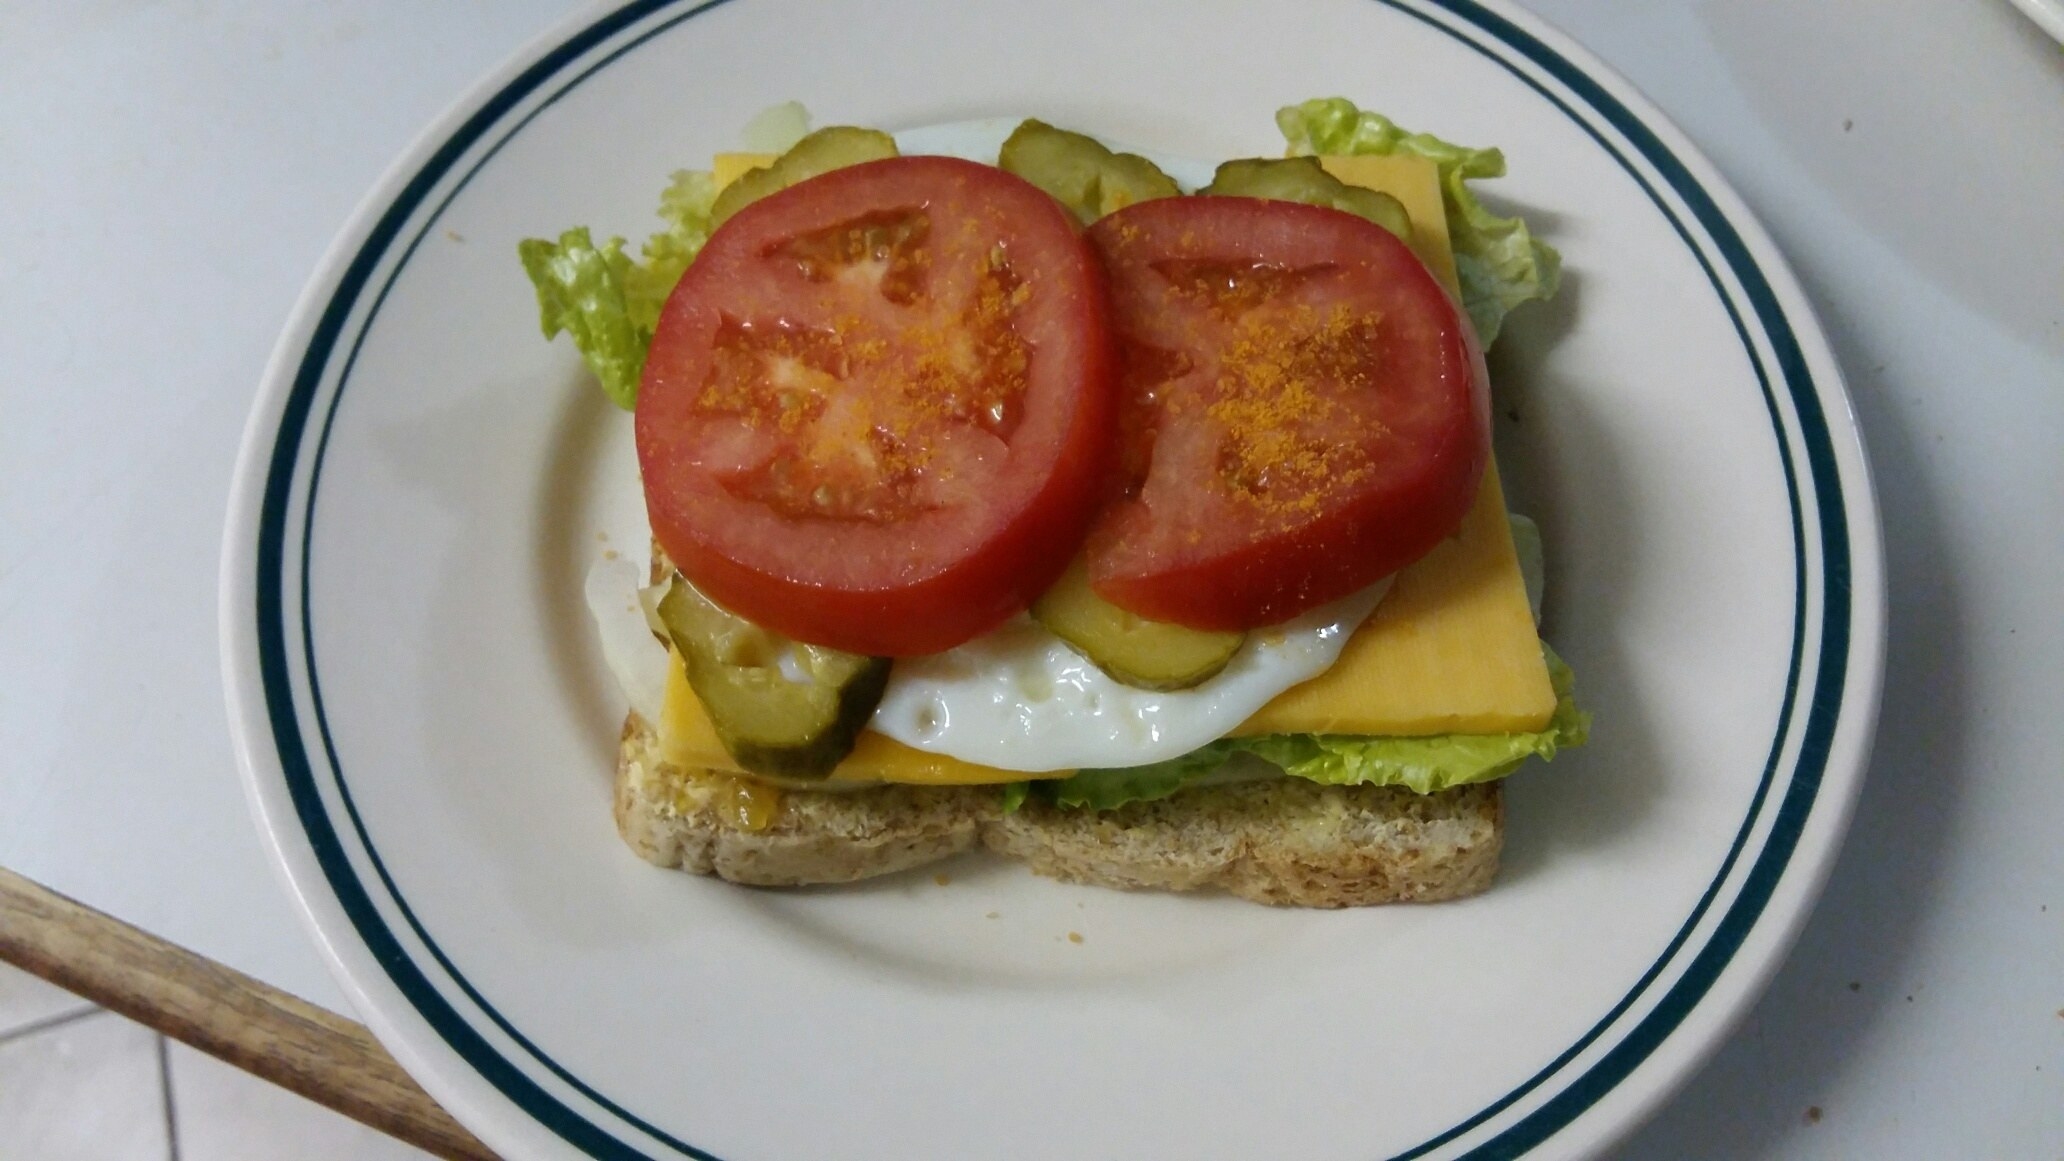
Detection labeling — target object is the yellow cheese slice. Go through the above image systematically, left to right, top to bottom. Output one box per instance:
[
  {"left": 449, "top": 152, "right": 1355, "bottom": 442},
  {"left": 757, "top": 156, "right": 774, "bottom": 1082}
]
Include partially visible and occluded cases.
[
  {"left": 656, "top": 144, "right": 1553, "bottom": 784},
  {"left": 712, "top": 152, "right": 777, "bottom": 190},
  {"left": 1318, "top": 154, "right": 1463, "bottom": 294},
  {"left": 1234, "top": 463, "right": 1552, "bottom": 735}
]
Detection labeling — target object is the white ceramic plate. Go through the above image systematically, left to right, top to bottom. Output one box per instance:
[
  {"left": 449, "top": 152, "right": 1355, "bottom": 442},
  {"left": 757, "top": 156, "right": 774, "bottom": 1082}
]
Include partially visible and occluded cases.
[
  {"left": 2007, "top": 0, "right": 2064, "bottom": 41},
  {"left": 221, "top": 1, "right": 1885, "bottom": 1158}
]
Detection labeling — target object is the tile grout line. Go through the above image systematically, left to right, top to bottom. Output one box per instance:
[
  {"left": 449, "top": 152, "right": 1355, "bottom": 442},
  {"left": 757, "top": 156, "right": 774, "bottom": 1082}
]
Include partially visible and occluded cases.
[
  {"left": 0, "top": 1002, "right": 105, "bottom": 1046},
  {"left": 158, "top": 1032, "right": 182, "bottom": 1161}
]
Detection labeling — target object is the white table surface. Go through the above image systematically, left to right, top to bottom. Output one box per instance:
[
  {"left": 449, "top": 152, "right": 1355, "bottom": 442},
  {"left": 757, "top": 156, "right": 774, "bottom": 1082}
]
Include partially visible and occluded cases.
[{"left": 3, "top": 2, "right": 2059, "bottom": 1156}]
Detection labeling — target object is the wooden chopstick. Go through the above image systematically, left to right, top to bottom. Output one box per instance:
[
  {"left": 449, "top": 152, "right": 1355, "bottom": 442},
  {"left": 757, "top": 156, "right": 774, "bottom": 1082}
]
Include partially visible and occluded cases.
[{"left": 0, "top": 865, "right": 498, "bottom": 1161}]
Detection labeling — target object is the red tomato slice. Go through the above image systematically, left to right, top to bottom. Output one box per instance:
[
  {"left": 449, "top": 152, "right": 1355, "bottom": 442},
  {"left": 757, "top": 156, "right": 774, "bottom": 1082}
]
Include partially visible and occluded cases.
[
  {"left": 637, "top": 156, "right": 1115, "bottom": 656},
  {"left": 1082, "top": 196, "right": 1488, "bottom": 630}
]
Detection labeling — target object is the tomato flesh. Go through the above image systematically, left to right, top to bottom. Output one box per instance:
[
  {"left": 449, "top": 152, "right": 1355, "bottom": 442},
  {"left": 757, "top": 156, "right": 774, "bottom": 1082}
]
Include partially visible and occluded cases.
[
  {"left": 637, "top": 156, "right": 1115, "bottom": 656},
  {"left": 1083, "top": 196, "right": 1488, "bottom": 630}
]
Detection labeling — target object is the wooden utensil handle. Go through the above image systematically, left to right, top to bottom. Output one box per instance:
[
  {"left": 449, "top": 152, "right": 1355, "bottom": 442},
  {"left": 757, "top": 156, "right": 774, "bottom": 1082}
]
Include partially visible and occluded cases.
[{"left": 0, "top": 865, "right": 498, "bottom": 1161}]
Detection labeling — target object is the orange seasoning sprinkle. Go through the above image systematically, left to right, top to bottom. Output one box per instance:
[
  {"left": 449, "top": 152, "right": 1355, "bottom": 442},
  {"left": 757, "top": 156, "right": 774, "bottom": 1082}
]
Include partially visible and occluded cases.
[
  {"left": 694, "top": 208, "right": 1033, "bottom": 523},
  {"left": 902, "top": 250, "right": 1030, "bottom": 437},
  {"left": 1202, "top": 287, "right": 1383, "bottom": 527}
]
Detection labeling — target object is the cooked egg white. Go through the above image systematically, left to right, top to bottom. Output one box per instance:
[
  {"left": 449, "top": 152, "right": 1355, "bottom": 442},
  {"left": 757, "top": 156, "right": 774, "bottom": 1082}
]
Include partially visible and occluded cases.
[
  {"left": 585, "top": 557, "right": 671, "bottom": 726},
  {"left": 868, "top": 582, "right": 1389, "bottom": 771}
]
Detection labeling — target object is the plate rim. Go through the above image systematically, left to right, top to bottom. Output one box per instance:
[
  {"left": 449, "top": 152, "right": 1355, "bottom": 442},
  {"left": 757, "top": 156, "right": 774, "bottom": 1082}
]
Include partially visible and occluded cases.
[
  {"left": 2006, "top": 0, "right": 2064, "bottom": 43},
  {"left": 219, "top": 1, "right": 1888, "bottom": 1158}
]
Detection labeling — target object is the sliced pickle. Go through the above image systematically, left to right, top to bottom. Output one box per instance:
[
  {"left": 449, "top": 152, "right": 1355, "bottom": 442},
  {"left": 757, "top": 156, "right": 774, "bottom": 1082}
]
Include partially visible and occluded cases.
[
  {"left": 997, "top": 119, "right": 1181, "bottom": 223},
  {"left": 708, "top": 126, "right": 900, "bottom": 228},
  {"left": 1201, "top": 157, "right": 1413, "bottom": 241},
  {"left": 1031, "top": 560, "right": 1245, "bottom": 691},
  {"left": 656, "top": 574, "right": 890, "bottom": 780}
]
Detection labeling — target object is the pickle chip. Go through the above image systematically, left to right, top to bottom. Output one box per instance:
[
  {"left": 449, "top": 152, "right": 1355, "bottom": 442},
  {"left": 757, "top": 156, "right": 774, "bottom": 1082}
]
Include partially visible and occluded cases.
[
  {"left": 997, "top": 119, "right": 1181, "bottom": 223},
  {"left": 708, "top": 125, "right": 901, "bottom": 228},
  {"left": 1202, "top": 156, "right": 1413, "bottom": 241},
  {"left": 1032, "top": 560, "right": 1245, "bottom": 691},
  {"left": 656, "top": 574, "right": 890, "bottom": 780}
]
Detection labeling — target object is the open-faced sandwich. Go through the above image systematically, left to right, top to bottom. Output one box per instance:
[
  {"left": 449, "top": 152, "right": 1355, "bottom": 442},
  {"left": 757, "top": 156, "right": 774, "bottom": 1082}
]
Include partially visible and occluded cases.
[{"left": 520, "top": 99, "right": 1587, "bottom": 907}]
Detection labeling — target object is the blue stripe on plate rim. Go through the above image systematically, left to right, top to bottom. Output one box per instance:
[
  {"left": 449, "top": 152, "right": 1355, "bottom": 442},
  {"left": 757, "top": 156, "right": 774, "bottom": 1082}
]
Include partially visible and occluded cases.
[{"left": 245, "top": 0, "right": 1864, "bottom": 1156}]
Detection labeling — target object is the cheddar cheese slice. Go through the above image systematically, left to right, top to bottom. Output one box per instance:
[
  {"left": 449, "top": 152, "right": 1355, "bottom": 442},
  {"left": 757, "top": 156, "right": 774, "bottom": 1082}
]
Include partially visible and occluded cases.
[
  {"left": 656, "top": 143, "right": 1554, "bottom": 784},
  {"left": 712, "top": 152, "right": 777, "bottom": 190},
  {"left": 1319, "top": 154, "right": 1464, "bottom": 294},
  {"left": 1233, "top": 462, "right": 1552, "bottom": 736}
]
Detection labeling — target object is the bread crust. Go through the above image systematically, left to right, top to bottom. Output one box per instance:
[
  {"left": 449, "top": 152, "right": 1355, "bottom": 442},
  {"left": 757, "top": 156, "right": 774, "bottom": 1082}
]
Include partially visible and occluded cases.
[
  {"left": 615, "top": 714, "right": 1501, "bottom": 906},
  {"left": 616, "top": 716, "right": 1000, "bottom": 885},
  {"left": 987, "top": 780, "right": 1501, "bottom": 906}
]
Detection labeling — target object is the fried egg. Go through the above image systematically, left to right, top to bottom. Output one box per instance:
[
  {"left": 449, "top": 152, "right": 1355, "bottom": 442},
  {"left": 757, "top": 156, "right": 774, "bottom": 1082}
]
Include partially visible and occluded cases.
[{"left": 868, "top": 580, "right": 1389, "bottom": 771}]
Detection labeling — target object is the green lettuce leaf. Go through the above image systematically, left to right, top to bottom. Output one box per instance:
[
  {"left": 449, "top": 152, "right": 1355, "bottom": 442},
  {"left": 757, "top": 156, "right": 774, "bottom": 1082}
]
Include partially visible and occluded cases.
[
  {"left": 1277, "top": 97, "right": 1560, "bottom": 346},
  {"left": 738, "top": 100, "right": 812, "bottom": 154},
  {"left": 516, "top": 169, "right": 720, "bottom": 409},
  {"left": 517, "top": 228, "right": 642, "bottom": 408},
  {"left": 1041, "top": 647, "right": 1589, "bottom": 811},
  {"left": 1274, "top": 647, "right": 1589, "bottom": 792},
  {"left": 1048, "top": 741, "right": 1246, "bottom": 811},
  {"left": 998, "top": 781, "right": 1033, "bottom": 814}
]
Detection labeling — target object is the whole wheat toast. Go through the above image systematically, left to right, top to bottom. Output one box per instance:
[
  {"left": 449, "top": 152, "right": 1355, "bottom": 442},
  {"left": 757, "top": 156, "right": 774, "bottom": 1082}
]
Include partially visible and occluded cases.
[{"left": 614, "top": 711, "right": 1502, "bottom": 907}]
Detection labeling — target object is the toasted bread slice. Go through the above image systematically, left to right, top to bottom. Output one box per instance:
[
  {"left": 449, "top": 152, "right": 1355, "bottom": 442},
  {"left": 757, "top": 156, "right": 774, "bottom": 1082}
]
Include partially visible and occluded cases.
[
  {"left": 614, "top": 713, "right": 1501, "bottom": 906},
  {"left": 615, "top": 714, "right": 1000, "bottom": 885},
  {"left": 986, "top": 779, "right": 1501, "bottom": 906}
]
